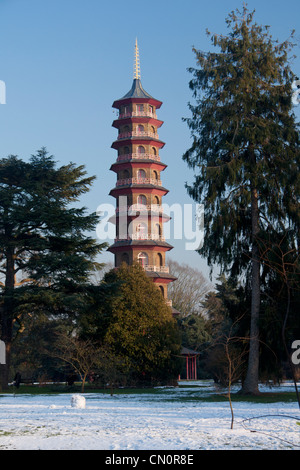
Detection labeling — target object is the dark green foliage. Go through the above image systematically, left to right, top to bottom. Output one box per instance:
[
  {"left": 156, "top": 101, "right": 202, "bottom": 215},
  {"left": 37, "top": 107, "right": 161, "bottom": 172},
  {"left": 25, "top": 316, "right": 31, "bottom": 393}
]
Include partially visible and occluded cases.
[
  {"left": 183, "top": 5, "right": 300, "bottom": 393},
  {"left": 183, "top": 7, "right": 299, "bottom": 274},
  {"left": 0, "top": 148, "right": 107, "bottom": 388},
  {"left": 0, "top": 149, "right": 103, "bottom": 285},
  {"left": 80, "top": 263, "right": 182, "bottom": 385},
  {"left": 201, "top": 275, "right": 247, "bottom": 384},
  {"left": 178, "top": 313, "right": 210, "bottom": 352},
  {"left": 10, "top": 314, "right": 72, "bottom": 384}
]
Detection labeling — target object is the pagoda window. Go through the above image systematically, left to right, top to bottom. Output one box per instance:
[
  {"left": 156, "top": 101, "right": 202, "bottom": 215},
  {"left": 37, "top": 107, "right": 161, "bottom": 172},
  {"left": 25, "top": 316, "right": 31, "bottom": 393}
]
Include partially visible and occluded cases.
[
  {"left": 137, "top": 104, "right": 144, "bottom": 115},
  {"left": 149, "top": 105, "right": 154, "bottom": 115},
  {"left": 123, "top": 106, "right": 130, "bottom": 116},
  {"left": 137, "top": 125, "right": 144, "bottom": 134},
  {"left": 120, "top": 126, "right": 130, "bottom": 138},
  {"left": 138, "top": 145, "right": 145, "bottom": 155},
  {"left": 124, "top": 146, "right": 130, "bottom": 154},
  {"left": 152, "top": 147, "right": 157, "bottom": 155},
  {"left": 122, "top": 169, "right": 130, "bottom": 179},
  {"left": 137, "top": 169, "right": 146, "bottom": 180},
  {"left": 153, "top": 170, "right": 158, "bottom": 180},
  {"left": 137, "top": 194, "right": 147, "bottom": 206},
  {"left": 153, "top": 195, "right": 160, "bottom": 205},
  {"left": 136, "top": 222, "right": 147, "bottom": 239},
  {"left": 154, "top": 223, "right": 161, "bottom": 236},
  {"left": 138, "top": 252, "right": 149, "bottom": 267},
  {"left": 121, "top": 253, "right": 129, "bottom": 264},
  {"left": 157, "top": 253, "right": 163, "bottom": 267},
  {"left": 159, "top": 285, "right": 164, "bottom": 296}
]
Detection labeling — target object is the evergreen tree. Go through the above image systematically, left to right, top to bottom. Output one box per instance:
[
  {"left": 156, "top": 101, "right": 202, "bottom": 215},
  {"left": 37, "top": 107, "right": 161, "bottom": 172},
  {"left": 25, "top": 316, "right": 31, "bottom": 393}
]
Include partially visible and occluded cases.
[
  {"left": 183, "top": 6, "right": 300, "bottom": 394},
  {"left": 0, "top": 148, "right": 106, "bottom": 389},
  {"left": 85, "top": 263, "right": 182, "bottom": 385},
  {"left": 202, "top": 275, "right": 248, "bottom": 385},
  {"left": 10, "top": 313, "right": 71, "bottom": 384},
  {"left": 178, "top": 313, "right": 210, "bottom": 352}
]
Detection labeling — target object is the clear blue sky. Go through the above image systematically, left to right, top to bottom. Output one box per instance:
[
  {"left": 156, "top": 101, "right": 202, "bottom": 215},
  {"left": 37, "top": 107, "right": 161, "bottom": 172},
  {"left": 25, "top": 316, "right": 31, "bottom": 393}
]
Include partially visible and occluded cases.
[{"left": 0, "top": 0, "right": 299, "bottom": 280}]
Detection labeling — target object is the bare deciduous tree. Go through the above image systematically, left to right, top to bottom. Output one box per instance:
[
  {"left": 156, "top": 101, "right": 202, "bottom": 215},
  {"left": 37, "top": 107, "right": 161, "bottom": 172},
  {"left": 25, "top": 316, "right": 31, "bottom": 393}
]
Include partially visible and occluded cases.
[
  {"left": 168, "top": 259, "right": 212, "bottom": 316},
  {"left": 52, "top": 333, "right": 102, "bottom": 392}
]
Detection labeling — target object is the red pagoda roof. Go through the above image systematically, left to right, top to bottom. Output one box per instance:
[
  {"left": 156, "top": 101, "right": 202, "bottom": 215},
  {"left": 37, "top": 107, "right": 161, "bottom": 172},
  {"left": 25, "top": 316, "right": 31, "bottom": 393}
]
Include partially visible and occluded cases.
[{"left": 112, "top": 79, "right": 162, "bottom": 109}]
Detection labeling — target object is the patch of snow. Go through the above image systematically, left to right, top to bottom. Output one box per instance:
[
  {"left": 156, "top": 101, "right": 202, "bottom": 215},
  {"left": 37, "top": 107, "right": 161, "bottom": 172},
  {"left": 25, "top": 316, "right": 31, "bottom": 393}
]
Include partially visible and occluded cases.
[
  {"left": 0, "top": 380, "right": 299, "bottom": 450},
  {"left": 70, "top": 394, "right": 86, "bottom": 409}
]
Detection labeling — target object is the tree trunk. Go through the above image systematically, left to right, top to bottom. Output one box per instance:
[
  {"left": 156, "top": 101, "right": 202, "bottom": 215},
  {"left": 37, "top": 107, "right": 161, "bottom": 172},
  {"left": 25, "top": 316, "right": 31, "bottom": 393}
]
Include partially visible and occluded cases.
[
  {"left": 241, "top": 185, "right": 260, "bottom": 395},
  {"left": 0, "top": 247, "right": 15, "bottom": 390},
  {"left": 282, "top": 284, "right": 300, "bottom": 409}
]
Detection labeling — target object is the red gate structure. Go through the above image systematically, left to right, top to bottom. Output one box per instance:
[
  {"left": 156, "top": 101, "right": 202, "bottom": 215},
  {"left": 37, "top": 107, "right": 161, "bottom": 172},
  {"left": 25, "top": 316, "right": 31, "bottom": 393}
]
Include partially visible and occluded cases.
[{"left": 180, "top": 347, "right": 200, "bottom": 381}]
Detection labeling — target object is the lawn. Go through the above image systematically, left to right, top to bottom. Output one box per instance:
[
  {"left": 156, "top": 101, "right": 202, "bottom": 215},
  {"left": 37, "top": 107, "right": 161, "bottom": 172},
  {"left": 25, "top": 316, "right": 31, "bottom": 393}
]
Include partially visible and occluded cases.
[{"left": 0, "top": 380, "right": 299, "bottom": 450}]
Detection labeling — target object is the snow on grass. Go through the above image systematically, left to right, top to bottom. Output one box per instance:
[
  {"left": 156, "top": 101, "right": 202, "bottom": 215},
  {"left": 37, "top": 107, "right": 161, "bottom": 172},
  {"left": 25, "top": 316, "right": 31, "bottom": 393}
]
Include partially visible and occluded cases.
[{"left": 0, "top": 381, "right": 299, "bottom": 450}]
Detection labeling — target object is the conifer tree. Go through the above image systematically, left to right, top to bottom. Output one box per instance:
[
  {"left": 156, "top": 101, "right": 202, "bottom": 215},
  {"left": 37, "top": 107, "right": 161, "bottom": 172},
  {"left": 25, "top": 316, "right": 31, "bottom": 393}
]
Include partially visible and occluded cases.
[
  {"left": 183, "top": 6, "right": 300, "bottom": 394},
  {"left": 0, "top": 148, "right": 106, "bottom": 389}
]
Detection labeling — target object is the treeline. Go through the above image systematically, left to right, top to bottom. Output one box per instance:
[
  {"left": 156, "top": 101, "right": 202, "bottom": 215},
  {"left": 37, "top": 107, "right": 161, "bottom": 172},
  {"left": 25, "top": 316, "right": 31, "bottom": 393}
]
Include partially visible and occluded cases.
[
  {"left": 1, "top": 5, "right": 300, "bottom": 396},
  {"left": 182, "top": 5, "right": 300, "bottom": 395},
  {"left": 0, "top": 150, "right": 299, "bottom": 392},
  {"left": 0, "top": 151, "right": 183, "bottom": 390},
  {"left": 8, "top": 255, "right": 300, "bottom": 391},
  {"left": 10, "top": 262, "right": 182, "bottom": 391},
  {"left": 176, "top": 273, "right": 300, "bottom": 387}
]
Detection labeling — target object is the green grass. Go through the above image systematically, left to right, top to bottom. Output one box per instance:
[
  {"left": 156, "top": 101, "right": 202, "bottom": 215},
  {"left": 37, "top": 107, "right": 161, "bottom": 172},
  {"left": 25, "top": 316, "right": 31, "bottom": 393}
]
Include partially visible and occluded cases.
[
  {"left": 0, "top": 382, "right": 298, "bottom": 404},
  {"left": 0, "top": 383, "right": 167, "bottom": 395},
  {"left": 201, "top": 391, "right": 298, "bottom": 403},
  {"left": 0, "top": 430, "right": 14, "bottom": 436}
]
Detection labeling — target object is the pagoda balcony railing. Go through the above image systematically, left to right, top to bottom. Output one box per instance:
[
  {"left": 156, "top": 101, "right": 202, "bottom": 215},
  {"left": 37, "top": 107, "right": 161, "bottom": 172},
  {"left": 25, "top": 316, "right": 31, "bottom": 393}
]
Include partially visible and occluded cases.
[
  {"left": 118, "top": 111, "right": 158, "bottom": 120},
  {"left": 117, "top": 131, "right": 159, "bottom": 140},
  {"left": 117, "top": 153, "right": 160, "bottom": 162},
  {"left": 116, "top": 177, "right": 162, "bottom": 187},
  {"left": 116, "top": 204, "right": 164, "bottom": 214},
  {"left": 116, "top": 204, "right": 163, "bottom": 215},
  {"left": 114, "top": 234, "right": 166, "bottom": 242},
  {"left": 143, "top": 265, "right": 169, "bottom": 273}
]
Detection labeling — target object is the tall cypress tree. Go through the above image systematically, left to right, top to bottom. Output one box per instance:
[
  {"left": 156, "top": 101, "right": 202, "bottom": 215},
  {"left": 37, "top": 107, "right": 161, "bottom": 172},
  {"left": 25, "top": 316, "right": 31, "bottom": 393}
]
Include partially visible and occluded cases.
[
  {"left": 183, "top": 6, "right": 300, "bottom": 394},
  {"left": 0, "top": 148, "right": 106, "bottom": 389}
]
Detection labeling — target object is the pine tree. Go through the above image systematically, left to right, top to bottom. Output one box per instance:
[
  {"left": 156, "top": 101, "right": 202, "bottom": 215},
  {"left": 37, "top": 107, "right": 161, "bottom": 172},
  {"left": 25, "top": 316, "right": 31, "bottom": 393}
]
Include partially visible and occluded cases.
[
  {"left": 183, "top": 6, "right": 300, "bottom": 394},
  {"left": 0, "top": 148, "right": 106, "bottom": 389}
]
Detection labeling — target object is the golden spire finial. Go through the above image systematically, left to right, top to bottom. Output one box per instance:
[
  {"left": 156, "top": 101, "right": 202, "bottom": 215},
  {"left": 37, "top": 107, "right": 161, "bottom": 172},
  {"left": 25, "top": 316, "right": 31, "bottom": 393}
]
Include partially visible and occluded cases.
[{"left": 134, "top": 38, "right": 141, "bottom": 80}]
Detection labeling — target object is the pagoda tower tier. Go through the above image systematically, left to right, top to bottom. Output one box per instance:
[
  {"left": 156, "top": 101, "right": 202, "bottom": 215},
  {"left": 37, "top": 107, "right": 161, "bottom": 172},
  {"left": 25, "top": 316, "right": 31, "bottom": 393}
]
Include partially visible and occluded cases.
[{"left": 108, "top": 41, "right": 176, "bottom": 301}]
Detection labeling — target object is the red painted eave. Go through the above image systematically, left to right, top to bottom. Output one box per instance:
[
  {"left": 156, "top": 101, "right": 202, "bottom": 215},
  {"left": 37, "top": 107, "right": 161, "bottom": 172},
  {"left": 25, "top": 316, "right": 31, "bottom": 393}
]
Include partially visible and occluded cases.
[
  {"left": 112, "top": 97, "right": 162, "bottom": 110},
  {"left": 112, "top": 117, "right": 164, "bottom": 129},
  {"left": 111, "top": 138, "right": 165, "bottom": 150},
  {"left": 109, "top": 161, "right": 167, "bottom": 173},
  {"left": 109, "top": 186, "right": 169, "bottom": 198},
  {"left": 108, "top": 243, "right": 173, "bottom": 253}
]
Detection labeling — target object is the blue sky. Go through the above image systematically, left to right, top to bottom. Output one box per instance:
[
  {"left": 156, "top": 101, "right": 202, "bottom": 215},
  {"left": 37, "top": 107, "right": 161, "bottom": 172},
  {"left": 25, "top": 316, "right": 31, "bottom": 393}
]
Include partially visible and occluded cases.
[{"left": 0, "top": 0, "right": 299, "bottom": 280}]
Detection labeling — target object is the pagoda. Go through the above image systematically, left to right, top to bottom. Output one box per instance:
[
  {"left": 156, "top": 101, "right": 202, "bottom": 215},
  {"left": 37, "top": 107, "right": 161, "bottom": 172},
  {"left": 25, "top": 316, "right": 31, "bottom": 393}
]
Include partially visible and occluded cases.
[{"left": 108, "top": 40, "right": 176, "bottom": 302}]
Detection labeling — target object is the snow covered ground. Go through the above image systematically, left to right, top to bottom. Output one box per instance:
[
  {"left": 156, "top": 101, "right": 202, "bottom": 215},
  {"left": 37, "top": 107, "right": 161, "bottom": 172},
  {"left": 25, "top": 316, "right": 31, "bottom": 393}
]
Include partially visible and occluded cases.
[{"left": 0, "top": 381, "right": 299, "bottom": 450}]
